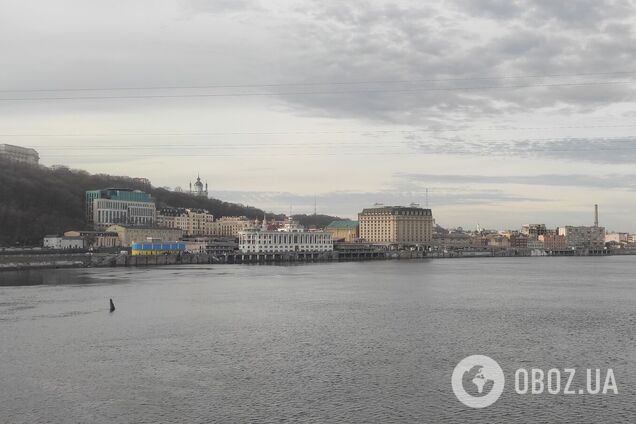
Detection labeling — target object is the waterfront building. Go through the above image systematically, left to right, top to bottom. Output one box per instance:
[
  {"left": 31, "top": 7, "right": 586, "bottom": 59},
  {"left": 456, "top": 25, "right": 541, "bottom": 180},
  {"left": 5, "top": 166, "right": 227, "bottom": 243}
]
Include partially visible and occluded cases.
[
  {"left": 0, "top": 144, "right": 39, "bottom": 165},
  {"left": 189, "top": 174, "right": 208, "bottom": 198},
  {"left": 86, "top": 188, "right": 156, "bottom": 229},
  {"left": 358, "top": 205, "right": 433, "bottom": 246},
  {"left": 157, "top": 208, "right": 215, "bottom": 236},
  {"left": 212, "top": 216, "right": 253, "bottom": 237},
  {"left": 238, "top": 218, "right": 333, "bottom": 253},
  {"left": 325, "top": 220, "right": 359, "bottom": 242},
  {"left": 521, "top": 224, "right": 547, "bottom": 238},
  {"left": 105, "top": 225, "right": 183, "bottom": 247},
  {"left": 558, "top": 226, "right": 605, "bottom": 250},
  {"left": 63, "top": 230, "right": 120, "bottom": 249},
  {"left": 432, "top": 232, "right": 472, "bottom": 250},
  {"left": 605, "top": 232, "right": 629, "bottom": 244},
  {"left": 508, "top": 233, "right": 529, "bottom": 248},
  {"left": 538, "top": 233, "right": 567, "bottom": 250},
  {"left": 486, "top": 234, "right": 510, "bottom": 248},
  {"left": 43, "top": 235, "right": 85, "bottom": 250},
  {"left": 470, "top": 235, "right": 489, "bottom": 248},
  {"left": 182, "top": 237, "right": 238, "bottom": 255},
  {"left": 526, "top": 238, "right": 545, "bottom": 250},
  {"left": 131, "top": 242, "right": 185, "bottom": 256}
]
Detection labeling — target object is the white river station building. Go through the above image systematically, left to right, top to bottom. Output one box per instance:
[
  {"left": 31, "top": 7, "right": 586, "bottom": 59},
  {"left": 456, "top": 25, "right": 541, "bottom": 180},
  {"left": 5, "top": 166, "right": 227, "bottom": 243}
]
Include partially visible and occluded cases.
[{"left": 238, "top": 218, "right": 333, "bottom": 254}]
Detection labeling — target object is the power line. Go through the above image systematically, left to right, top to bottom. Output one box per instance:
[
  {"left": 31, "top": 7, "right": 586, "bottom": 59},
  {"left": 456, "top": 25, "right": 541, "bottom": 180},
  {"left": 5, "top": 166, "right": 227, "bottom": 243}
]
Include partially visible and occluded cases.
[
  {"left": 1, "top": 70, "right": 635, "bottom": 93},
  {"left": 0, "top": 80, "right": 634, "bottom": 101},
  {"left": 3, "top": 124, "right": 636, "bottom": 138},
  {"left": 27, "top": 136, "right": 636, "bottom": 150},
  {"left": 38, "top": 143, "right": 636, "bottom": 157}
]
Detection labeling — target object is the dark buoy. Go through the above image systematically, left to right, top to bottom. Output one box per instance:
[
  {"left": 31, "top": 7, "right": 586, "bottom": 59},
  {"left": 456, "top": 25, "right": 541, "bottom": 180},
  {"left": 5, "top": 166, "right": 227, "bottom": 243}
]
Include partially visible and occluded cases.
[{"left": 109, "top": 298, "right": 116, "bottom": 313}]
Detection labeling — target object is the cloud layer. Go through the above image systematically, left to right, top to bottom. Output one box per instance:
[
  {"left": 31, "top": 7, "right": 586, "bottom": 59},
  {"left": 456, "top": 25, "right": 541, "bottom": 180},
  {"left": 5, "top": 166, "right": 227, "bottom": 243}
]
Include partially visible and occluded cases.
[{"left": 2, "top": 0, "right": 636, "bottom": 229}]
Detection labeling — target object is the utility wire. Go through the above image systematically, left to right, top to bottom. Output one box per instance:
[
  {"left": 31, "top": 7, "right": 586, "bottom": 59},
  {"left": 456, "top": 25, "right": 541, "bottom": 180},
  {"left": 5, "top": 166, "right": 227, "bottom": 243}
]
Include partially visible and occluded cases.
[
  {"left": 1, "top": 70, "right": 635, "bottom": 93},
  {"left": 0, "top": 80, "right": 634, "bottom": 101},
  {"left": 4, "top": 124, "right": 636, "bottom": 138},
  {"left": 28, "top": 136, "right": 636, "bottom": 150},
  {"left": 39, "top": 143, "right": 636, "bottom": 157}
]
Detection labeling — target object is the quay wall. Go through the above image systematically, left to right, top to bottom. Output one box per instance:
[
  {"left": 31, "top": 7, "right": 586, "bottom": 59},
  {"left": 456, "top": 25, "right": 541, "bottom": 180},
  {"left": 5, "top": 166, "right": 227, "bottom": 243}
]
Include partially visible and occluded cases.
[{"left": 0, "top": 247, "right": 629, "bottom": 272}]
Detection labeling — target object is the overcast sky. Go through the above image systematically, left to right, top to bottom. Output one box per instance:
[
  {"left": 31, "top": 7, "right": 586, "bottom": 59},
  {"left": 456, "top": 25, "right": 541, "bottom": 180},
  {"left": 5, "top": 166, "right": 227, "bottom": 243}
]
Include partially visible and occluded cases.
[{"left": 2, "top": 0, "right": 636, "bottom": 230}]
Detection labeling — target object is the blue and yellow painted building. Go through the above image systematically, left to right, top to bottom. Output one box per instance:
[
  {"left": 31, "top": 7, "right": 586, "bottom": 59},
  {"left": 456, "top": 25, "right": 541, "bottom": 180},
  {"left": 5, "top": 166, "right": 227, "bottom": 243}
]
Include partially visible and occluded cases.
[{"left": 131, "top": 242, "right": 185, "bottom": 256}]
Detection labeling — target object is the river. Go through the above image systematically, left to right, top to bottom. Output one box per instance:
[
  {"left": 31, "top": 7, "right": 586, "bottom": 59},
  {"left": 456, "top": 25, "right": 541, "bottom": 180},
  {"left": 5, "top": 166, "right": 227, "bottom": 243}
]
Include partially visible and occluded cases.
[{"left": 1, "top": 257, "right": 635, "bottom": 423}]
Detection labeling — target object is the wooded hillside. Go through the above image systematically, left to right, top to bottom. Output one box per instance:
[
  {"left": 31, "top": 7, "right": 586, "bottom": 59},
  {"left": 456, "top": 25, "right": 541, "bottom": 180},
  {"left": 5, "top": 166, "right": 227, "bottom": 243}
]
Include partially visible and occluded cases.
[{"left": 0, "top": 160, "right": 340, "bottom": 246}]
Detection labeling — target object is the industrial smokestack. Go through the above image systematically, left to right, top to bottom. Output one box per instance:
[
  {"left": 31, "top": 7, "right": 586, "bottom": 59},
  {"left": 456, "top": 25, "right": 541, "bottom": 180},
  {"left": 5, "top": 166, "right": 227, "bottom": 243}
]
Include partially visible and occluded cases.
[{"left": 594, "top": 204, "right": 599, "bottom": 227}]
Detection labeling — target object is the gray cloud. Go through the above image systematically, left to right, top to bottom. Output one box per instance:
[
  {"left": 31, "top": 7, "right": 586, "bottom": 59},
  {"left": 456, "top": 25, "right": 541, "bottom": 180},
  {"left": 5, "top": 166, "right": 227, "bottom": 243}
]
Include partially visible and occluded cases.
[
  {"left": 180, "top": 0, "right": 261, "bottom": 14},
  {"left": 452, "top": 0, "right": 635, "bottom": 26},
  {"left": 2, "top": 1, "right": 636, "bottom": 126},
  {"left": 3, "top": 1, "right": 636, "bottom": 230},
  {"left": 252, "top": 1, "right": 636, "bottom": 125},
  {"left": 409, "top": 135, "right": 636, "bottom": 163},
  {"left": 397, "top": 172, "right": 636, "bottom": 189},
  {"left": 211, "top": 187, "right": 545, "bottom": 217}
]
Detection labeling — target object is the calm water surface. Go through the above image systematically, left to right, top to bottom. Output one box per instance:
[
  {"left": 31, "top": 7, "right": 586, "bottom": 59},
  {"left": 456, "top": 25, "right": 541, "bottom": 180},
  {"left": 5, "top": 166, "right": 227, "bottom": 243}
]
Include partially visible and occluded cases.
[{"left": 1, "top": 257, "right": 635, "bottom": 423}]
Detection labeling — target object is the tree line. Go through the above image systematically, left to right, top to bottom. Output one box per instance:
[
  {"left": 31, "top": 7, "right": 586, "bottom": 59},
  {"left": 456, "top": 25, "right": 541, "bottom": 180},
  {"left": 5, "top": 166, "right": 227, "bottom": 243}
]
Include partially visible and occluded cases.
[{"left": 0, "top": 160, "right": 340, "bottom": 246}]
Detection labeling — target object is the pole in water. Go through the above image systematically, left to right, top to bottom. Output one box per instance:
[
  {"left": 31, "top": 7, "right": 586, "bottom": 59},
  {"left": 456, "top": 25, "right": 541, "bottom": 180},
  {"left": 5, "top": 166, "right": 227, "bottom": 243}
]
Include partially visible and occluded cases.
[{"left": 109, "top": 298, "right": 115, "bottom": 312}]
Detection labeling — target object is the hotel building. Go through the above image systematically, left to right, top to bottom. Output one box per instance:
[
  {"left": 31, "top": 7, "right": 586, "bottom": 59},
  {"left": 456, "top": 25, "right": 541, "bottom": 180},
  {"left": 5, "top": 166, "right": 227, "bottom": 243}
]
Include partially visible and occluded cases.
[{"left": 358, "top": 205, "right": 433, "bottom": 246}]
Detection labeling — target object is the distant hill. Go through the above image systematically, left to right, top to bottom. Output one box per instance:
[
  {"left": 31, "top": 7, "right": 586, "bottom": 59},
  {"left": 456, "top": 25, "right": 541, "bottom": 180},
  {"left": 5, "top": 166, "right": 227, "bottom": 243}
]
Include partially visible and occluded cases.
[{"left": 0, "top": 160, "right": 342, "bottom": 246}]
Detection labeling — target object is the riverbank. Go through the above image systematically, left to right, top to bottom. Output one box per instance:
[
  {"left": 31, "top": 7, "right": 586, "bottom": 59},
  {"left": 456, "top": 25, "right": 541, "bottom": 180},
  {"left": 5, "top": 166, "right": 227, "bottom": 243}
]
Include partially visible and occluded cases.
[
  {"left": 1, "top": 248, "right": 633, "bottom": 271},
  {"left": 0, "top": 249, "right": 426, "bottom": 271}
]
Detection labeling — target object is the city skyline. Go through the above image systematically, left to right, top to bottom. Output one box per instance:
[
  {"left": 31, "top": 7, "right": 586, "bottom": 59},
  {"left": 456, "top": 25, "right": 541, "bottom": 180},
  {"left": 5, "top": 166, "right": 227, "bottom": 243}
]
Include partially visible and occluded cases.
[{"left": 3, "top": 1, "right": 636, "bottom": 230}]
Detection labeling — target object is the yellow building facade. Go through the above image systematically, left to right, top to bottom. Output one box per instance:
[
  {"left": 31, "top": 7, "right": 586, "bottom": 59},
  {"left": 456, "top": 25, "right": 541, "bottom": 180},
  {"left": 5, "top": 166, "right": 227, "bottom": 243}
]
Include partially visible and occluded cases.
[{"left": 358, "top": 206, "right": 433, "bottom": 246}]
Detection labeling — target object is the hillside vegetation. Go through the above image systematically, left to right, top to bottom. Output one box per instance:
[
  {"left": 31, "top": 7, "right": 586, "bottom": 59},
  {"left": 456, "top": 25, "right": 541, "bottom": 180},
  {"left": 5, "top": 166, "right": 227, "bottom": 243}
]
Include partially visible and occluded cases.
[{"left": 0, "top": 160, "right": 340, "bottom": 246}]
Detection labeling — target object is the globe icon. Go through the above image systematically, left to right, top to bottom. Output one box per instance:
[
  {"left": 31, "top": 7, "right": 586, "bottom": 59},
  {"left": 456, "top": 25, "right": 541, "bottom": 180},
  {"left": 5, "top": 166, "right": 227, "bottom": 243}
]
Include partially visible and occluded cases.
[
  {"left": 452, "top": 355, "right": 505, "bottom": 408},
  {"left": 462, "top": 365, "right": 495, "bottom": 397}
]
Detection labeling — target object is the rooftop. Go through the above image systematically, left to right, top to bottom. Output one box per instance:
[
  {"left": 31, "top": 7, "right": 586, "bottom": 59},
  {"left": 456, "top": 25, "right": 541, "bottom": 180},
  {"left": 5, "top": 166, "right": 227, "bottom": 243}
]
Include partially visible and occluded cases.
[
  {"left": 360, "top": 206, "right": 432, "bottom": 215},
  {"left": 326, "top": 220, "right": 359, "bottom": 229}
]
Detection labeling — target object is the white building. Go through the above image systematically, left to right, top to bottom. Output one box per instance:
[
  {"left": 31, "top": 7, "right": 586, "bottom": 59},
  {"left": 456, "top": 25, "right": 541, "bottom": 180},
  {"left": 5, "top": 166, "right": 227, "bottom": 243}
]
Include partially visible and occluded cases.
[
  {"left": 0, "top": 144, "right": 39, "bottom": 164},
  {"left": 238, "top": 218, "right": 333, "bottom": 253},
  {"left": 43, "top": 235, "right": 85, "bottom": 250}
]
